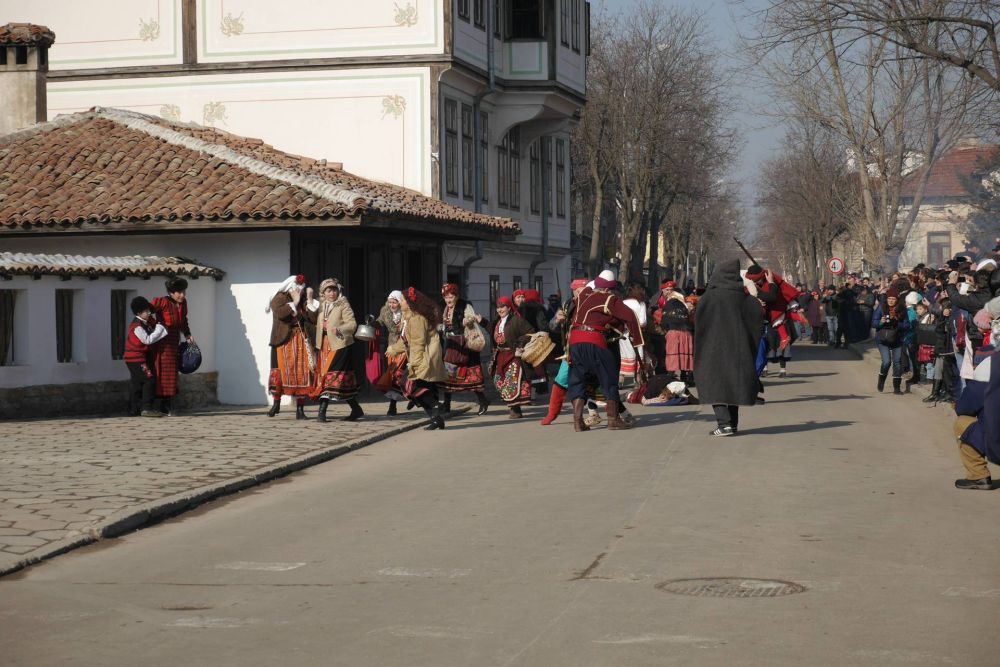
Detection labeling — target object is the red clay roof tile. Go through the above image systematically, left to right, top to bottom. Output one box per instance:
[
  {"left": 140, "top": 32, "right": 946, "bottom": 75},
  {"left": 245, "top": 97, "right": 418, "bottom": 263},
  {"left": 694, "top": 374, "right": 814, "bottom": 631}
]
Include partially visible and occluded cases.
[{"left": 0, "top": 108, "right": 518, "bottom": 236}]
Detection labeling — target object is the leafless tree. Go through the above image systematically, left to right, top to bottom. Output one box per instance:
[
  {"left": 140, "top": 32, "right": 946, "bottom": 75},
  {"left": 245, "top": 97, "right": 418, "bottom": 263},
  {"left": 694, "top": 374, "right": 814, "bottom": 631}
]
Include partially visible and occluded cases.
[
  {"left": 745, "top": 1, "right": 977, "bottom": 270},
  {"left": 573, "top": 2, "right": 739, "bottom": 283},
  {"left": 757, "top": 118, "right": 859, "bottom": 287}
]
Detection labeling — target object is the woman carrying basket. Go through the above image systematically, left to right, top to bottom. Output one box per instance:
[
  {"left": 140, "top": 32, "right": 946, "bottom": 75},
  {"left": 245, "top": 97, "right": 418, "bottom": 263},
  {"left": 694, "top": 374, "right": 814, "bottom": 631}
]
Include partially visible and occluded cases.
[
  {"left": 440, "top": 283, "right": 490, "bottom": 416},
  {"left": 490, "top": 296, "right": 534, "bottom": 419}
]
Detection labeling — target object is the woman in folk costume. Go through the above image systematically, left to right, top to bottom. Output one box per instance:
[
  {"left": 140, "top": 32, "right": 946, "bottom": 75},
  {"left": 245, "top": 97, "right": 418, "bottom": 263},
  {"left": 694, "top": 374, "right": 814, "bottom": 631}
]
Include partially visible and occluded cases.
[
  {"left": 266, "top": 274, "right": 319, "bottom": 420},
  {"left": 151, "top": 277, "right": 195, "bottom": 416},
  {"left": 311, "top": 278, "right": 364, "bottom": 423},
  {"left": 661, "top": 281, "right": 694, "bottom": 383},
  {"left": 440, "top": 283, "right": 491, "bottom": 416},
  {"left": 618, "top": 283, "right": 648, "bottom": 382},
  {"left": 398, "top": 287, "right": 448, "bottom": 429},
  {"left": 377, "top": 290, "right": 407, "bottom": 416},
  {"left": 490, "top": 296, "right": 534, "bottom": 419}
]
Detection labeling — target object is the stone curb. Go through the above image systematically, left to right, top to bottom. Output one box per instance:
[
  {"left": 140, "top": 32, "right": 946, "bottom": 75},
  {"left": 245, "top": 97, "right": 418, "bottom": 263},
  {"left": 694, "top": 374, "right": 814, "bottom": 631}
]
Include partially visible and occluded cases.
[{"left": 0, "top": 407, "right": 469, "bottom": 578}]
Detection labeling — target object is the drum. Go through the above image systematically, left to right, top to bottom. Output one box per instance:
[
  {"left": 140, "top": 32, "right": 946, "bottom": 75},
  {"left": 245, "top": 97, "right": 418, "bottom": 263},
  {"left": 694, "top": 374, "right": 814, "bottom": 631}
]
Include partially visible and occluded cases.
[{"left": 520, "top": 332, "right": 555, "bottom": 367}]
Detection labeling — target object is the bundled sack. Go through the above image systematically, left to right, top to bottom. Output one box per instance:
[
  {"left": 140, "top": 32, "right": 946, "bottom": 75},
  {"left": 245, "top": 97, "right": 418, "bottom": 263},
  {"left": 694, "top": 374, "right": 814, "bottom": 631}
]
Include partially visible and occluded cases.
[{"left": 177, "top": 341, "right": 202, "bottom": 374}]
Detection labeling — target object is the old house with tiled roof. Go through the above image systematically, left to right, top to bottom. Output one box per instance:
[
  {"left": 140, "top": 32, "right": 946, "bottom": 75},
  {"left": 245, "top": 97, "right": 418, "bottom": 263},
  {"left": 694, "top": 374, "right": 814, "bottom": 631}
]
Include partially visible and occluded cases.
[
  {"left": 0, "top": 0, "right": 587, "bottom": 312},
  {"left": 0, "top": 29, "right": 520, "bottom": 413},
  {"left": 898, "top": 140, "right": 1000, "bottom": 269}
]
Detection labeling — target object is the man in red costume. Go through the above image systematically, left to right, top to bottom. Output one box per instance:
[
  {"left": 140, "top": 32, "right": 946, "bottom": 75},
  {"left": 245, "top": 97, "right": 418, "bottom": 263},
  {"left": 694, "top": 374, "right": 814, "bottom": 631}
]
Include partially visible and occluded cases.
[
  {"left": 744, "top": 264, "right": 802, "bottom": 351},
  {"left": 566, "top": 275, "right": 644, "bottom": 431}
]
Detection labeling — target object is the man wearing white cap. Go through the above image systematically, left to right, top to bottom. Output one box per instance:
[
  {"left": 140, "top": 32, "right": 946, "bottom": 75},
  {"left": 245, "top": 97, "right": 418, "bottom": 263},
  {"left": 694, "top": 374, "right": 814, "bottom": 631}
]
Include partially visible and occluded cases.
[{"left": 566, "top": 273, "right": 644, "bottom": 431}]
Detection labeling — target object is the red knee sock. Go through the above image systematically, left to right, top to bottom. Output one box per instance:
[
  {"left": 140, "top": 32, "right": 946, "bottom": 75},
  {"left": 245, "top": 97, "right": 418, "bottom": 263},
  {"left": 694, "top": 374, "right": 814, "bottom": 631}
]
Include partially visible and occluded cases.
[{"left": 540, "top": 384, "right": 567, "bottom": 425}]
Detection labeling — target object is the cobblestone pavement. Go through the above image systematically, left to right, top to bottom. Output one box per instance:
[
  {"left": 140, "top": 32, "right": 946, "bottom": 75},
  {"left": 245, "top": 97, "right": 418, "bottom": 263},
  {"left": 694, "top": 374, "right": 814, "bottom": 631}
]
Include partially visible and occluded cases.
[{"left": 0, "top": 402, "right": 449, "bottom": 575}]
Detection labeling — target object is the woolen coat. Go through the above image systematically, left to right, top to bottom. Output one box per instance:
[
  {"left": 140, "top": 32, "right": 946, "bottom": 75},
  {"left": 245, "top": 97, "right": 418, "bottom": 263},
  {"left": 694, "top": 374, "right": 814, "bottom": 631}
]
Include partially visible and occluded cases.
[
  {"left": 693, "top": 259, "right": 765, "bottom": 406},
  {"left": 315, "top": 295, "right": 357, "bottom": 351},
  {"left": 404, "top": 312, "right": 447, "bottom": 382}
]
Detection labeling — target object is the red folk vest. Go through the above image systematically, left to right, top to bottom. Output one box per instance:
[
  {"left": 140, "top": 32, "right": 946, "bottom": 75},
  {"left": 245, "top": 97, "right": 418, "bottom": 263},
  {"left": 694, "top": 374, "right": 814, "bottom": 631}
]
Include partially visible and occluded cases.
[{"left": 124, "top": 318, "right": 156, "bottom": 363}]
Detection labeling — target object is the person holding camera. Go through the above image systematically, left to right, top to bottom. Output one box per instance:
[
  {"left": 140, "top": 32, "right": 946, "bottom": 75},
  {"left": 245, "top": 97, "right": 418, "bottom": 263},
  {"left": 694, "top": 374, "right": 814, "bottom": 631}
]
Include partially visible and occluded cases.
[{"left": 873, "top": 288, "right": 910, "bottom": 394}]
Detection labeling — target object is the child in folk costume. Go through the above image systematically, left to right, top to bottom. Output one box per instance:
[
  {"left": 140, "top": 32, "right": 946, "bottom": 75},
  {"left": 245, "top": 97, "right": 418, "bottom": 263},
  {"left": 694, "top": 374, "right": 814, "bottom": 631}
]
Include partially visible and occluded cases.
[
  {"left": 267, "top": 275, "right": 319, "bottom": 419},
  {"left": 151, "top": 278, "right": 195, "bottom": 416},
  {"left": 311, "top": 278, "right": 364, "bottom": 423},
  {"left": 440, "top": 283, "right": 490, "bottom": 416},
  {"left": 618, "top": 283, "right": 648, "bottom": 384},
  {"left": 399, "top": 287, "right": 448, "bottom": 430},
  {"left": 377, "top": 290, "right": 407, "bottom": 416},
  {"left": 491, "top": 296, "right": 535, "bottom": 419},
  {"left": 124, "top": 297, "right": 168, "bottom": 417}
]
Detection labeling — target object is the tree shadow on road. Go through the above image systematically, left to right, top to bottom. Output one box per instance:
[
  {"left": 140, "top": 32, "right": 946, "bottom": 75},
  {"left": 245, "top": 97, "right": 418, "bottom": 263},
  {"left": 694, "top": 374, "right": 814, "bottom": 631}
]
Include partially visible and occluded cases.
[{"left": 737, "top": 420, "right": 854, "bottom": 435}]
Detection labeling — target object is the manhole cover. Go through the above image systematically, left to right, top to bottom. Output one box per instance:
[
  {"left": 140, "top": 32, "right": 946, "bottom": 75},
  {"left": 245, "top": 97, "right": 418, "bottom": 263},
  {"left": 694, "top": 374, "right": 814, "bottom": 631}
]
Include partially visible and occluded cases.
[{"left": 656, "top": 577, "right": 807, "bottom": 598}]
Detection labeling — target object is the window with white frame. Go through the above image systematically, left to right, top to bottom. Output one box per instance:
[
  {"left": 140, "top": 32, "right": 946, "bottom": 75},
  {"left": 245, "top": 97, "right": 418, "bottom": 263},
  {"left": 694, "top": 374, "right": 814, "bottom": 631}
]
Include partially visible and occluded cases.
[
  {"left": 474, "top": 0, "right": 485, "bottom": 28},
  {"left": 560, "top": 0, "right": 570, "bottom": 46},
  {"left": 571, "top": 0, "right": 580, "bottom": 51},
  {"left": 444, "top": 99, "right": 458, "bottom": 196},
  {"left": 462, "top": 104, "right": 474, "bottom": 200},
  {"left": 479, "top": 112, "right": 489, "bottom": 203},
  {"left": 509, "top": 127, "right": 521, "bottom": 211},
  {"left": 497, "top": 131, "right": 509, "bottom": 208},
  {"left": 544, "top": 138, "right": 553, "bottom": 216},
  {"left": 556, "top": 138, "right": 566, "bottom": 218},
  {"left": 529, "top": 140, "right": 541, "bottom": 214},
  {"left": 0, "top": 289, "right": 14, "bottom": 366},
  {"left": 55, "top": 289, "right": 84, "bottom": 363}
]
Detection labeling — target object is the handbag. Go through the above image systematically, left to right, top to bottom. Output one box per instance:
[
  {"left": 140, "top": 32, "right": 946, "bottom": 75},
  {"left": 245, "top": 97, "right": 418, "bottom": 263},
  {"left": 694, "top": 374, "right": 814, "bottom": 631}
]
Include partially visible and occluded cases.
[
  {"left": 464, "top": 321, "right": 486, "bottom": 352},
  {"left": 915, "top": 322, "right": 938, "bottom": 346},
  {"left": 876, "top": 323, "right": 899, "bottom": 347},
  {"left": 916, "top": 343, "right": 935, "bottom": 364}
]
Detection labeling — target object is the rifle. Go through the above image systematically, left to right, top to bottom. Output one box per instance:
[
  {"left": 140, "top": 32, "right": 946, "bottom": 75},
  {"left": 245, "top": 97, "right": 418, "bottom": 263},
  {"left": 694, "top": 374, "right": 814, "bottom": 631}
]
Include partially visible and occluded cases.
[{"left": 733, "top": 237, "right": 758, "bottom": 266}]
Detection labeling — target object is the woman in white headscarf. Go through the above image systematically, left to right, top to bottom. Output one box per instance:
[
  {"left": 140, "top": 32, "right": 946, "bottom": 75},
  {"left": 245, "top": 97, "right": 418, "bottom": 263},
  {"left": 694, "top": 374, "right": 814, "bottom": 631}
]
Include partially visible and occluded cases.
[
  {"left": 267, "top": 274, "right": 318, "bottom": 419},
  {"left": 310, "top": 278, "right": 363, "bottom": 423},
  {"left": 376, "top": 290, "right": 407, "bottom": 415}
]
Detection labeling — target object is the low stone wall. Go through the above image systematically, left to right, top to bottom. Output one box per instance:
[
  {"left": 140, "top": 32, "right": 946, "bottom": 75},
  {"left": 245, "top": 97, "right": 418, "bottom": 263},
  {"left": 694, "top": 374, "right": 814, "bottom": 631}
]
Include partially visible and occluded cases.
[{"left": 0, "top": 372, "right": 219, "bottom": 419}]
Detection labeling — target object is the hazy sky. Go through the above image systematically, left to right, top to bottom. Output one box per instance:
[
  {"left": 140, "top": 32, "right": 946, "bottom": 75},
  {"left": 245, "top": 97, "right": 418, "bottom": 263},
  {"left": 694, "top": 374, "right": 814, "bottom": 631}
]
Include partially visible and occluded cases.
[{"left": 592, "top": 0, "right": 781, "bottom": 219}]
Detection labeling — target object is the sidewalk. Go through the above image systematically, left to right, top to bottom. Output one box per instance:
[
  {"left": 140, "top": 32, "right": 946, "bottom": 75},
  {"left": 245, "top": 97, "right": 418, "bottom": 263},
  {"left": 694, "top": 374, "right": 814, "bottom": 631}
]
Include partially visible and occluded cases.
[{"left": 0, "top": 401, "right": 466, "bottom": 577}]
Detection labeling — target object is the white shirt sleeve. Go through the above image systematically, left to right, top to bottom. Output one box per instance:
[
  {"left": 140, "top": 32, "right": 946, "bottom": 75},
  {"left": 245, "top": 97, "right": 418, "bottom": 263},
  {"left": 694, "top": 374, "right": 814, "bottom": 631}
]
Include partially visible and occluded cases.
[
  {"left": 306, "top": 298, "right": 320, "bottom": 312},
  {"left": 133, "top": 323, "right": 168, "bottom": 345}
]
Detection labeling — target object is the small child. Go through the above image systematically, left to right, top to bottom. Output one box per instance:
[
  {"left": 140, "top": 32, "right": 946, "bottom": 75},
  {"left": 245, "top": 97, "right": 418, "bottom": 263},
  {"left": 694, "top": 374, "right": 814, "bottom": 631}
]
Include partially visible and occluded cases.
[
  {"left": 125, "top": 296, "right": 168, "bottom": 417},
  {"left": 915, "top": 302, "right": 936, "bottom": 383}
]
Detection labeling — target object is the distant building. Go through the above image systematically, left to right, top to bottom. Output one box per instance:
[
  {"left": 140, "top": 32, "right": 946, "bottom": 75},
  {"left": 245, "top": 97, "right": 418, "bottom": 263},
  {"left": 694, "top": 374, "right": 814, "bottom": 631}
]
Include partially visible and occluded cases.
[{"left": 899, "top": 140, "right": 999, "bottom": 269}]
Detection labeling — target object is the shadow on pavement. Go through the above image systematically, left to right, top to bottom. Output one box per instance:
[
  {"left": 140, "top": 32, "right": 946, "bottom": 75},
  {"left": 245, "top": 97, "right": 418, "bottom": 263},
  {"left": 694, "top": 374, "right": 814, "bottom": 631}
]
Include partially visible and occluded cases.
[
  {"left": 765, "top": 394, "right": 868, "bottom": 404},
  {"left": 737, "top": 420, "right": 854, "bottom": 435}
]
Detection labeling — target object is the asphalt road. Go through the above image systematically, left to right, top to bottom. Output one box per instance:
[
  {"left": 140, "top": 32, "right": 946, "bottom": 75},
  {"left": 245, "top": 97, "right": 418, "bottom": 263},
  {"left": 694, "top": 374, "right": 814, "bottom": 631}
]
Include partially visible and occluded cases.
[{"left": 2, "top": 346, "right": 998, "bottom": 666}]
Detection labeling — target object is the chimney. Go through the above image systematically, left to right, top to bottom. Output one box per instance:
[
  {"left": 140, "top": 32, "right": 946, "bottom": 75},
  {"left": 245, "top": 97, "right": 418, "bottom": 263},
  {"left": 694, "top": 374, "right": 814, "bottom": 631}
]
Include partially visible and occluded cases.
[{"left": 0, "top": 23, "right": 55, "bottom": 136}]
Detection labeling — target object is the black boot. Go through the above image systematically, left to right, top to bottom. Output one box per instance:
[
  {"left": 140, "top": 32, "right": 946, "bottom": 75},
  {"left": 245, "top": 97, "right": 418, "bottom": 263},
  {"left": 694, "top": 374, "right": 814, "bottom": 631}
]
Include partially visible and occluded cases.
[
  {"left": 877, "top": 373, "right": 887, "bottom": 393},
  {"left": 892, "top": 377, "right": 903, "bottom": 395},
  {"left": 923, "top": 381, "right": 941, "bottom": 403},
  {"left": 476, "top": 392, "right": 489, "bottom": 416},
  {"left": 440, "top": 394, "right": 452, "bottom": 415},
  {"left": 160, "top": 398, "right": 171, "bottom": 416},
  {"left": 267, "top": 398, "right": 281, "bottom": 417},
  {"left": 317, "top": 399, "right": 329, "bottom": 423},
  {"left": 343, "top": 399, "right": 365, "bottom": 422},
  {"left": 386, "top": 400, "right": 397, "bottom": 417},
  {"left": 406, "top": 400, "right": 415, "bottom": 411},
  {"left": 296, "top": 403, "right": 308, "bottom": 420},
  {"left": 423, "top": 405, "right": 445, "bottom": 430},
  {"left": 508, "top": 405, "right": 523, "bottom": 419}
]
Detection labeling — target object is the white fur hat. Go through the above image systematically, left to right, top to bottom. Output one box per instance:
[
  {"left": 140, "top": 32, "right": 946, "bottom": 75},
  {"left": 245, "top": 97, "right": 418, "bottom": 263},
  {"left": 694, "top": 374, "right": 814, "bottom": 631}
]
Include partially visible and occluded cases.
[
  {"left": 598, "top": 269, "right": 616, "bottom": 281},
  {"left": 387, "top": 290, "right": 403, "bottom": 303},
  {"left": 905, "top": 291, "right": 921, "bottom": 306},
  {"left": 667, "top": 381, "right": 687, "bottom": 395}
]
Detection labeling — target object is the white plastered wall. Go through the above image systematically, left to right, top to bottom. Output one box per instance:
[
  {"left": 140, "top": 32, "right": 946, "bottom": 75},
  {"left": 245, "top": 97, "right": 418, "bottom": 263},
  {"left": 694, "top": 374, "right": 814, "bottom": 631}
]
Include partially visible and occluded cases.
[{"left": 0, "top": 231, "right": 290, "bottom": 404}]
